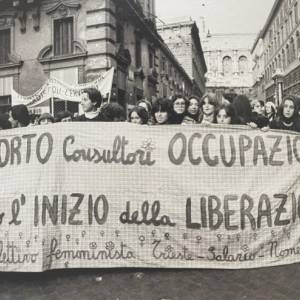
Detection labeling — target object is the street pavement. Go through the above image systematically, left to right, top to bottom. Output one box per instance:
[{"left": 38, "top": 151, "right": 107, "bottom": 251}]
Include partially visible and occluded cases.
[{"left": 0, "top": 263, "right": 299, "bottom": 300}]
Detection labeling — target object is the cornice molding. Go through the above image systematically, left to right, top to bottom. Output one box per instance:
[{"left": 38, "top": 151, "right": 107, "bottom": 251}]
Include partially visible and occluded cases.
[{"left": 46, "top": 1, "right": 81, "bottom": 16}]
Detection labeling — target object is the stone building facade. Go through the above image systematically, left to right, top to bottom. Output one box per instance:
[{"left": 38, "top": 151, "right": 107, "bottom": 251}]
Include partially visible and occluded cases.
[
  {"left": 0, "top": 0, "right": 193, "bottom": 115},
  {"left": 259, "top": 0, "right": 300, "bottom": 104},
  {"left": 157, "top": 18, "right": 207, "bottom": 97},
  {"left": 203, "top": 32, "right": 256, "bottom": 102},
  {"left": 251, "top": 33, "right": 266, "bottom": 101}
]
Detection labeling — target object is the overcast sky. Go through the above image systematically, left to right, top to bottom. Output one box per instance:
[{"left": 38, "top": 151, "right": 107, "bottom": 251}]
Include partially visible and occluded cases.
[{"left": 156, "top": 0, "right": 275, "bottom": 35}]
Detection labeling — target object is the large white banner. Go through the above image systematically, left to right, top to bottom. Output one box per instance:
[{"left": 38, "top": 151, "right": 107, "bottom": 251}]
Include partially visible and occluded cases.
[
  {"left": 11, "top": 68, "right": 115, "bottom": 107},
  {"left": 1, "top": 123, "right": 300, "bottom": 272}
]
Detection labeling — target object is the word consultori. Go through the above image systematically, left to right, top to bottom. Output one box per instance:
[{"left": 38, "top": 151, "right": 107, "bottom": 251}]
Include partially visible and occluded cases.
[
  {"left": 168, "top": 132, "right": 300, "bottom": 167},
  {"left": 186, "top": 193, "right": 300, "bottom": 231}
]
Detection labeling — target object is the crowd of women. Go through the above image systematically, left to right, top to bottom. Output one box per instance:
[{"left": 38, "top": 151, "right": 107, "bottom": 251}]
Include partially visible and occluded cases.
[{"left": 1, "top": 87, "right": 300, "bottom": 133}]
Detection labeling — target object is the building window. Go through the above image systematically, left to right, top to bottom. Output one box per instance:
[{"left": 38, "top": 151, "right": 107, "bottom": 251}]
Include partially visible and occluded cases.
[
  {"left": 295, "top": 2, "right": 299, "bottom": 24},
  {"left": 289, "top": 11, "right": 294, "bottom": 31},
  {"left": 54, "top": 17, "right": 74, "bottom": 56},
  {"left": 116, "top": 22, "right": 124, "bottom": 45},
  {"left": 0, "top": 29, "right": 10, "bottom": 65},
  {"left": 297, "top": 31, "right": 300, "bottom": 54},
  {"left": 135, "top": 34, "right": 142, "bottom": 68},
  {"left": 290, "top": 38, "right": 296, "bottom": 62},
  {"left": 286, "top": 44, "right": 290, "bottom": 65},
  {"left": 148, "top": 46, "right": 155, "bottom": 68},
  {"left": 282, "top": 49, "right": 286, "bottom": 68},
  {"left": 278, "top": 54, "right": 282, "bottom": 68},
  {"left": 162, "top": 56, "right": 166, "bottom": 72},
  {"left": 222, "top": 56, "right": 232, "bottom": 74},
  {"left": 238, "top": 56, "right": 248, "bottom": 73},
  {"left": 0, "top": 95, "right": 11, "bottom": 114}
]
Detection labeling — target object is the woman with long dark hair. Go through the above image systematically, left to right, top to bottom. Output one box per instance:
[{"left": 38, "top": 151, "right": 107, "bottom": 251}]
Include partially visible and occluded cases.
[
  {"left": 232, "top": 94, "right": 252, "bottom": 125},
  {"left": 269, "top": 95, "right": 300, "bottom": 132},
  {"left": 182, "top": 96, "right": 201, "bottom": 124},
  {"left": 151, "top": 98, "right": 172, "bottom": 125},
  {"left": 215, "top": 104, "right": 239, "bottom": 125},
  {"left": 128, "top": 106, "right": 149, "bottom": 125}
]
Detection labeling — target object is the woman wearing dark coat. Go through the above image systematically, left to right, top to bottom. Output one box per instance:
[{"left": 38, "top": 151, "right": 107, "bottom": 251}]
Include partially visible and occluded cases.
[{"left": 168, "top": 95, "right": 188, "bottom": 124}]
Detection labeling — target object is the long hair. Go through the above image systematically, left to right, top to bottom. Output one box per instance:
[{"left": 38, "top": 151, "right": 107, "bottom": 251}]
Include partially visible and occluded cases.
[
  {"left": 199, "top": 92, "right": 218, "bottom": 123},
  {"left": 199, "top": 92, "right": 218, "bottom": 109},
  {"left": 232, "top": 94, "right": 252, "bottom": 124},
  {"left": 186, "top": 95, "right": 201, "bottom": 121},
  {"left": 277, "top": 95, "right": 299, "bottom": 122},
  {"left": 152, "top": 98, "right": 172, "bottom": 124},
  {"left": 265, "top": 101, "right": 277, "bottom": 121},
  {"left": 215, "top": 104, "right": 239, "bottom": 124},
  {"left": 128, "top": 106, "right": 149, "bottom": 124}
]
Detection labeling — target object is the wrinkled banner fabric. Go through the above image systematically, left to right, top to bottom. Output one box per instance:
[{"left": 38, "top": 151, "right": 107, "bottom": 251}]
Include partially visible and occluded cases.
[{"left": 1, "top": 123, "right": 300, "bottom": 272}]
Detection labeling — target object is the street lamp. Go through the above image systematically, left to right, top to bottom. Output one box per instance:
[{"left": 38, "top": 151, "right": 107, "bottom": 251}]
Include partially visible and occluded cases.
[{"left": 272, "top": 68, "right": 284, "bottom": 107}]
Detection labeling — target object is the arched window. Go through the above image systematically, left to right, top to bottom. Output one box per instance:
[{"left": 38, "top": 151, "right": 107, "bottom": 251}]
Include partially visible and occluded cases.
[
  {"left": 286, "top": 44, "right": 290, "bottom": 65},
  {"left": 278, "top": 54, "right": 282, "bottom": 69},
  {"left": 222, "top": 56, "right": 232, "bottom": 74},
  {"left": 238, "top": 56, "right": 248, "bottom": 73}
]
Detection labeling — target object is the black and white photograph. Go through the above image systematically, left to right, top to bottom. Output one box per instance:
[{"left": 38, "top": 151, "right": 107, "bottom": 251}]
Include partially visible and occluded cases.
[{"left": 0, "top": 0, "right": 300, "bottom": 299}]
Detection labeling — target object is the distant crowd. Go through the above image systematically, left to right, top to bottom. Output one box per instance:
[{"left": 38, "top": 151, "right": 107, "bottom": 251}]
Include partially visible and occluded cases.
[{"left": 0, "top": 87, "right": 300, "bottom": 133}]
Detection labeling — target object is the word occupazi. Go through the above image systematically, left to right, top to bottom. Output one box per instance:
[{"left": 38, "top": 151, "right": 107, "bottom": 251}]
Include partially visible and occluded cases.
[{"left": 168, "top": 132, "right": 300, "bottom": 167}]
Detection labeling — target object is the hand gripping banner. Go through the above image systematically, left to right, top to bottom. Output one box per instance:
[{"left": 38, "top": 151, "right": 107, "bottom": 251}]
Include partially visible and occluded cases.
[{"left": 1, "top": 123, "right": 300, "bottom": 272}]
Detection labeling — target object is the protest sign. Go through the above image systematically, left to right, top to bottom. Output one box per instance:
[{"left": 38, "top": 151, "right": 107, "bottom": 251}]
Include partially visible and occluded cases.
[
  {"left": 11, "top": 68, "right": 115, "bottom": 108},
  {"left": 1, "top": 123, "right": 300, "bottom": 271}
]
